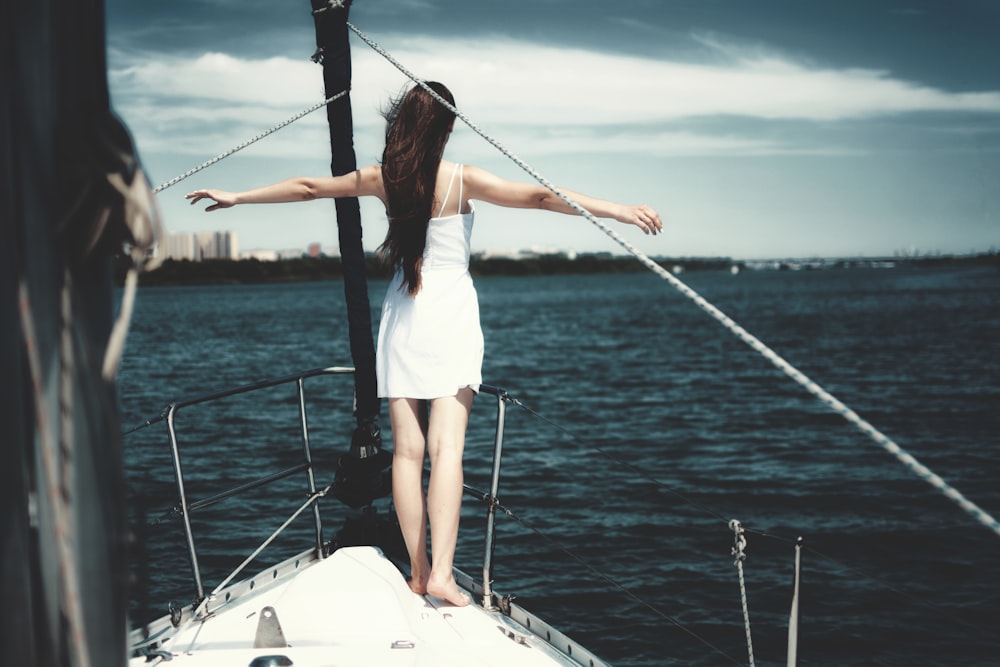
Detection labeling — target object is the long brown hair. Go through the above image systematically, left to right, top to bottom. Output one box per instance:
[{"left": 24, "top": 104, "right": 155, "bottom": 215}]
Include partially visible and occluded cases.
[{"left": 378, "top": 81, "right": 456, "bottom": 295}]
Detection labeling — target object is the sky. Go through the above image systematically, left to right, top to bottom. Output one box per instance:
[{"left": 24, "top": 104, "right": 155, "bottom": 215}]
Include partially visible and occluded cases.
[{"left": 105, "top": 0, "right": 1000, "bottom": 260}]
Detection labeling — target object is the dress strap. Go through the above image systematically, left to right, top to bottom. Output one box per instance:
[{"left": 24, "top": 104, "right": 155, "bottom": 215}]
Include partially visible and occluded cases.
[{"left": 436, "top": 162, "right": 462, "bottom": 218}]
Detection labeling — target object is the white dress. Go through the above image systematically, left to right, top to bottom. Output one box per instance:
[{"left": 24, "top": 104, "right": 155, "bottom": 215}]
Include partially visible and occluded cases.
[{"left": 376, "top": 164, "right": 483, "bottom": 399}]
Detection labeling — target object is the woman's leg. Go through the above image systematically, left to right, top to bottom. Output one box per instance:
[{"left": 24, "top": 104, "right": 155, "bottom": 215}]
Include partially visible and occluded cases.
[
  {"left": 425, "top": 387, "right": 474, "bottom": 606},
  {"left": 389, "top": 397, "right": 430, "bottom": 594}
]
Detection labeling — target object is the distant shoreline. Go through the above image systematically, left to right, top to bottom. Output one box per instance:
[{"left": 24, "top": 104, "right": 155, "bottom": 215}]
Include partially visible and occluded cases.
[{"left": 116, "top": 251, "right": 998, "bottom": 287}]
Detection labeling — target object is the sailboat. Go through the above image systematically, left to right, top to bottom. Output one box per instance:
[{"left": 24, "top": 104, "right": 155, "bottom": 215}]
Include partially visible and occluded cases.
[
  {"left": 9, "top": 1, "right": 998, "bottom": 666},
  {"left": 122, "top": 2, "right": 622, "bottom": 663},
  {"left": 124, "top": 368, "right": 612, "bottom": 666}
]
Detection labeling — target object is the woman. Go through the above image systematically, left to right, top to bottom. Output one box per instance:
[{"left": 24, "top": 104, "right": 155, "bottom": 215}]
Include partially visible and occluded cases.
[{"left": 186, "top": 81, "right": 662, "bottom": 606}]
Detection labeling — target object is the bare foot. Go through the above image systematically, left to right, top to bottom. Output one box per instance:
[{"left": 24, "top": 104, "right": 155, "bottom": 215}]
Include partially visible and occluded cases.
[
  {"left": 407, "top": 555, "right": 431, "bottom": 595},
  {"left": 407, "top": 565, "right": 430, "bottom": 595},
  {"left": 427, "top": 574, "right": 470, "bottom": 607},
  {"left": 406, "top": 575, "right": 428, "bottom": 595}
]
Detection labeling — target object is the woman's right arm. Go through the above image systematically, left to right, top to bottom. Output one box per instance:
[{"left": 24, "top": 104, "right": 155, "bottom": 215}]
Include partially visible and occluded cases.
[
  {"left": 186, "top": 165, "right": 385, "bottom": 211},
  {"left": 462, "top": 165, "right": 662, "bottom": 236}
]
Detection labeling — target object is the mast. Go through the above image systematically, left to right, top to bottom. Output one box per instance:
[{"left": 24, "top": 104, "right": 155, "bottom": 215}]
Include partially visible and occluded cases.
[
  {"left": 310, "top": 0, "right": 380, "bottom": 429},
  {"left": 310, "top": 0, "right": 390, "bottom": 510}
]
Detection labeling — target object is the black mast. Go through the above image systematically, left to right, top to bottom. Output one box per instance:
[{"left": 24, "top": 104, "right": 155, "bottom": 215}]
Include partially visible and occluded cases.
[
  {"left": 310, "top": 0, "right": 380, "bottom": 428},
  {"left": 310, "top": 0, "right": 390, "bottom": 509}
]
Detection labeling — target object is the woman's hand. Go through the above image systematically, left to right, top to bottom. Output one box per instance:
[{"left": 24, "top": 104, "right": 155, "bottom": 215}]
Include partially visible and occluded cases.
[
  {"left": 186, "top": 189, "right": 238, "bottom": 211},
  {"left": 617, "top": 204, "right": 663, "bottom": 236}
]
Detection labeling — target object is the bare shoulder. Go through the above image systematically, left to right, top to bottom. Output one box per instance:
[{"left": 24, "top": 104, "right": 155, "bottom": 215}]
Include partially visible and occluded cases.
[
  {"left": 357, "top": 164, "right": 386, "bottom": 201},
  {"left": 358, "top": 164, "right": 383, "bottom": 185},
  {"left": 460, "top": 164, "right": 489, "bottom": 182},
  {"left": 461, "top": 164, "right": 505, "bottom": 194},
  {"left": 462, "top": 164, "right": 544, "bottom": 208}
]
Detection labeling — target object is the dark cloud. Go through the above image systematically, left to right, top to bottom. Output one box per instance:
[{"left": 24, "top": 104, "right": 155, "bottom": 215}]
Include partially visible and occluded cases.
[{"left": 108, "top": 0, "right": 1000, "bottom": 91}]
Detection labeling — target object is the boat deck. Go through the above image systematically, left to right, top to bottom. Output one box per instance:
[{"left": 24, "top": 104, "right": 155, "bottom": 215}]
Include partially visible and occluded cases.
[{"left": 131, "top": 546, "right": 591, "bottom": 666}]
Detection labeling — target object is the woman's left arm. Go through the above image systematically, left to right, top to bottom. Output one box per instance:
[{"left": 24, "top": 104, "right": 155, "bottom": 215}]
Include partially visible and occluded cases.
[{"left": 462, "top": 165, "right": 662, "bottom": 235}]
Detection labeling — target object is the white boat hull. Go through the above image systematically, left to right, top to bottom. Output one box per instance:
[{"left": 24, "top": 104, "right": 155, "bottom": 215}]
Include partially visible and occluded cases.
[{"left": 130, "top": 546, "right": 599, "bottom": 666}]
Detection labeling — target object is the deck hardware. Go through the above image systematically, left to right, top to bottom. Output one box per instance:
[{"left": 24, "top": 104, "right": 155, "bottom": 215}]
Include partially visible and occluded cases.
[
  {"left": 479, "top": 385, "right": 510, "bottom": 609},
  {"left": 787, "top": 536, "right": 804, "bottom": 667},
  {"left": 168, "top": 601, "right": 182, "bottom": 627},
  {"left": 254, "top": 606, "right": 288, "bottom": 649},
  {"left": 498, "top": 626, "right": 532, "bottom": 647},
  {"left": 391, "top": 640, "right": 416, "bottom": 649},
  {"left": 139, "top": 648, "right": 173, "bottom": 661},
  {"left": 247, "top": 656, "right": 293, "bottom": 667}
]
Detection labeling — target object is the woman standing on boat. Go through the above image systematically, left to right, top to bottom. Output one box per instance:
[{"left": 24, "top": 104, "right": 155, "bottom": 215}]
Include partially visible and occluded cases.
[{"left": 186, "top": 81, "right": 661, "bottom": 606}]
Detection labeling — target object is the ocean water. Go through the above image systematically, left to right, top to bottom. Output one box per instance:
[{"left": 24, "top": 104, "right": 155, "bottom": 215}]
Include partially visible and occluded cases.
[{"left": 119, "top": 264, "right": 1000, "bottom": 666}]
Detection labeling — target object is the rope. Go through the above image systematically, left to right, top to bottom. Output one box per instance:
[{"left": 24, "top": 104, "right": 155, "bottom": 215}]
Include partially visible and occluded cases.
[
  {"left": 149, "top": 0, "right": 998, "bottom": 540},
  {"left": 344, "top": 14, "right": 1000, "bottom": 541},
  {"left": 152, "top": 90, "right": 348, "bottom": 194},
  {"left": 103, "top": 267, "right": 138, "bottom": 379},
  {"left": 18, "top": 278, "right": 91, "bottom": 667},
  {"left": 729, "top": 520, "right": 756, "bottom": 667}
]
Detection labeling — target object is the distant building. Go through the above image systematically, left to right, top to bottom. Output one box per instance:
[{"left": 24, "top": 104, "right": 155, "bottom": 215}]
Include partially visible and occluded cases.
[
  {"left": 158, "top": 230, "right": 238, "bottom": 261},
  {"left": 219, "top": 230, "right": 238, "bottom": 259},
  {"left": 160, "top": 232, "right": 195, "bottom": 261},
  {"left": 194, "top": 232, "right": 216, "bottom": 260},
  {"left": 242, "top": 249, "right": 279, "bottom": 261}
]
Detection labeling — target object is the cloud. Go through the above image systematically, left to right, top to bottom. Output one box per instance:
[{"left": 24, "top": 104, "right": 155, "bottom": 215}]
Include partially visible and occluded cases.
[
  {"left": 108, "top": 32, "right": 1000, "bottom": 164},
  {"left": 110, "top": 51, "right": 324, "bottom": 108},
  {"left": 448, "top": 126, "right": 863, "bottom": 161}
]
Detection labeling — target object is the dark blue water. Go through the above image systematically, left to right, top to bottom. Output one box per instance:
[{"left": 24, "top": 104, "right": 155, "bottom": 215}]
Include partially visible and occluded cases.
[{"left": 119, "top": 265, "right": 1000, "bottom": 666}]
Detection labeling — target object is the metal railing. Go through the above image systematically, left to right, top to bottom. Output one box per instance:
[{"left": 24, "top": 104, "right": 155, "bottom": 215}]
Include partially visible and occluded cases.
[
  {"left": 136, "top": 367, "right": 354, "bottom": 603},
  {"left": 132, "top": 368, "right": 517, "bottom": 612},
  {"left": 476, "top": 384, "right": 509, "bottom": 610}
]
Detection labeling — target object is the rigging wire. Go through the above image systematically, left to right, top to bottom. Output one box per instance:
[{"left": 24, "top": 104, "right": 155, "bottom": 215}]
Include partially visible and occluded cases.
[
  {"left": 144, "top": 0, "right": 1000, "bottom": 643},
  {"left": 158, "top": 0, "right": 996, "bottom": 546},
  {"left": 153, "top": 2, "right": 1000, "bottom": 542},
  {"left": 123, "top": 5, "right": 998, "bottom": 661},
  {"left": 338, "top": 12, "right": 1000, "bottom": 541},
  {"left": 152, "top": 90, "right": 349, "bottom": 194}
]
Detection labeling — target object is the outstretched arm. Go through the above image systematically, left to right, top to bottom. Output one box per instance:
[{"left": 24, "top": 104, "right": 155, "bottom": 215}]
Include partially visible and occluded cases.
[
  {"left": 185, "top": 165, "right": 385, "bottom": 211},
  {"left": 462, "top": 165, "right": 662, "bottom": 236}
]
